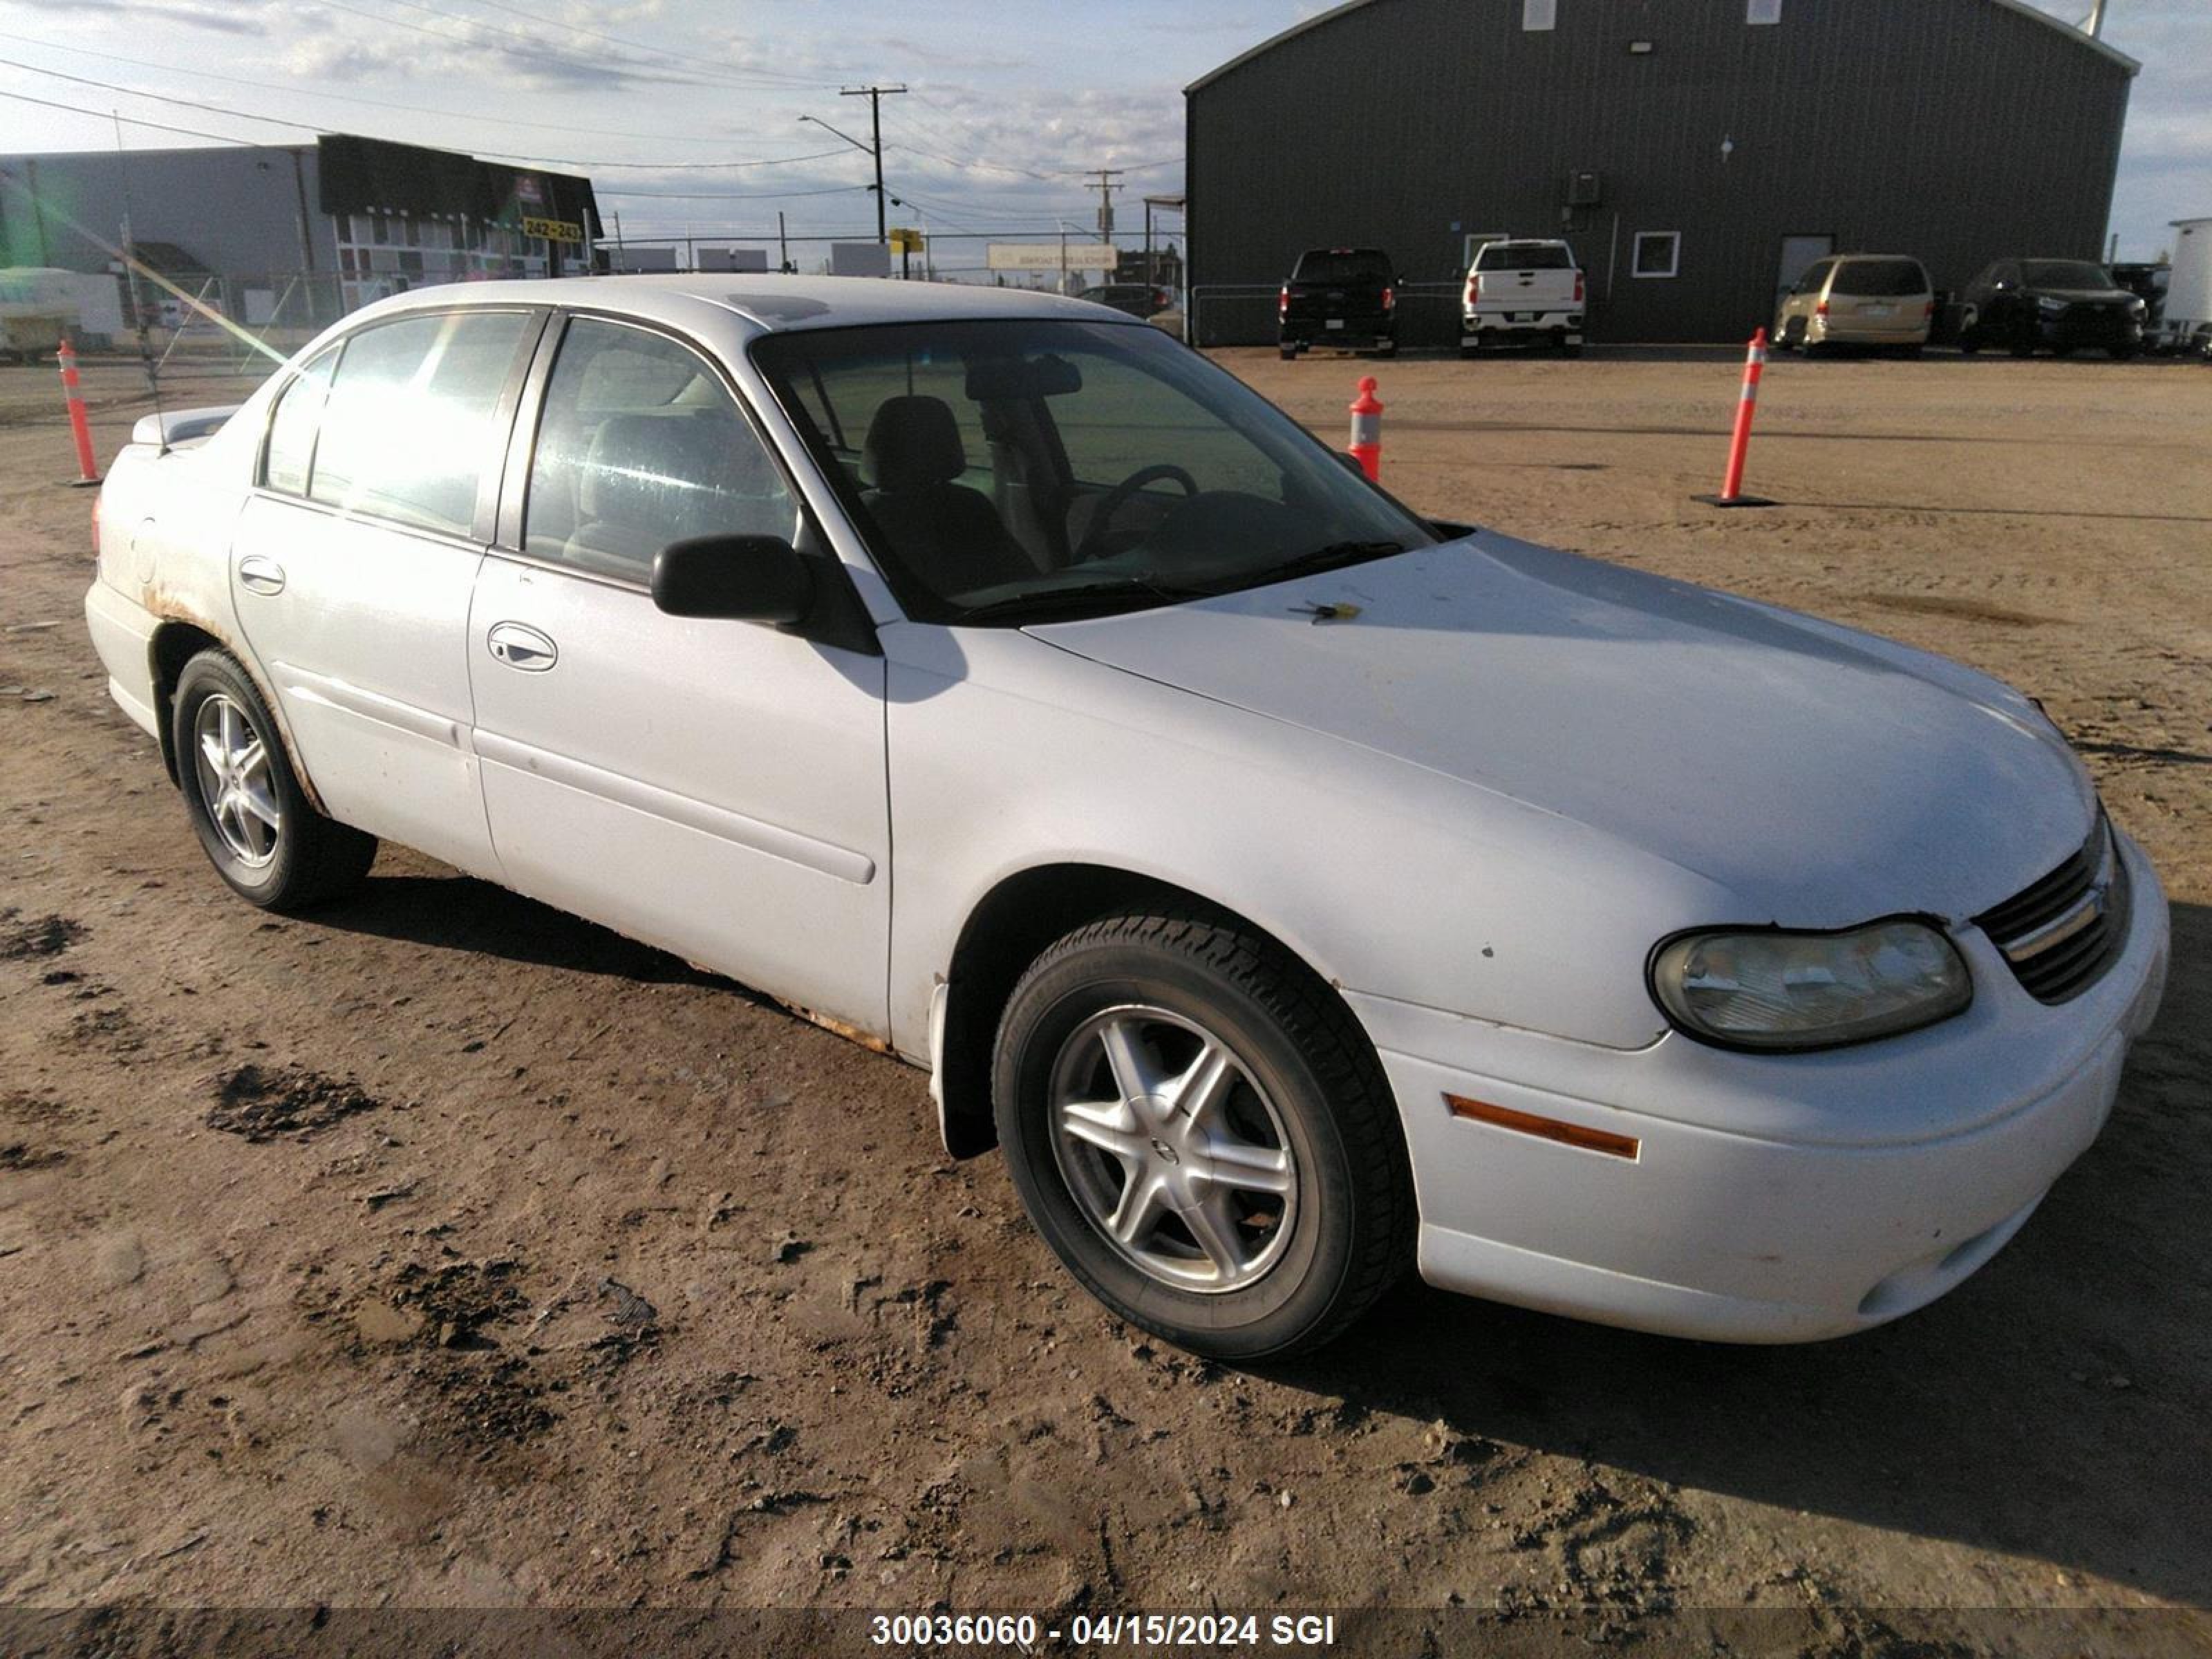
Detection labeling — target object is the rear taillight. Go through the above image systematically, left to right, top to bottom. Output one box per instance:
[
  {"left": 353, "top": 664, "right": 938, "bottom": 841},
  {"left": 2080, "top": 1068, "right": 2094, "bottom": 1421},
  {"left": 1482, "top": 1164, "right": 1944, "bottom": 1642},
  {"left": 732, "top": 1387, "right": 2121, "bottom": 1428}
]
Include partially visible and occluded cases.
[
  {"left": 1573, "top": 271, "right": 1585, "bottom": 305},
  {"left": 1464, "top": 277, "right": 1478, "bottom": 306},
  {"left": 1278, "top": 284, "right": 1289, "bottom": 317},
  {"left": 1381, "top": 285, "right": 1395, "bottom": 312},
  {"left": 1816, "top": 299, "right": 1830, "bottom": 317},
  {"left": 1924, "top": 300, "right": 1936, "bottom": 318}
]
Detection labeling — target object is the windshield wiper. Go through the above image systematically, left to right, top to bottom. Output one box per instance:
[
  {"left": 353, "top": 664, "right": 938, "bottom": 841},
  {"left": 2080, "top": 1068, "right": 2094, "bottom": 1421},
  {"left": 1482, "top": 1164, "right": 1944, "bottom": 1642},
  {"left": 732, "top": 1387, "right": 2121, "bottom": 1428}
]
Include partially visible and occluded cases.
[
  {"left": 1194, "top": 539, "right": 1407, "bottom": 595},
  {"left": 952, "top": 574, "right": 1211, "bottom": 626}
]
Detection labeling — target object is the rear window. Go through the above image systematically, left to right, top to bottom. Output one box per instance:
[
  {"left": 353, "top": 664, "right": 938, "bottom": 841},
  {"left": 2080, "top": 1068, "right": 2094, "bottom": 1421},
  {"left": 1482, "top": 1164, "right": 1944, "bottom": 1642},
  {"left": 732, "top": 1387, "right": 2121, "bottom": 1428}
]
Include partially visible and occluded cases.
[
  {"left": 1475, "top": 243, "right": 1574, "bottom": 271},
  {"left": 1293, "top": 250, "right": 1391, "bottom": 283},
  {"left": 1830, "top": 259, "right": 1929, "bottom": 297}
]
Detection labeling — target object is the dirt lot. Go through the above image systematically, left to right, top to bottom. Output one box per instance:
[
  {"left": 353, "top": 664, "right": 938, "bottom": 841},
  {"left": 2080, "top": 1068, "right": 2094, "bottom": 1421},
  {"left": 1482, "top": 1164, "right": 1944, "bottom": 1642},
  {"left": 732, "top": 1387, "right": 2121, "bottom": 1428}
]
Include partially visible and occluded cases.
[{"left": 1, "top": 347, "right": 2208, "bottom": 1651}]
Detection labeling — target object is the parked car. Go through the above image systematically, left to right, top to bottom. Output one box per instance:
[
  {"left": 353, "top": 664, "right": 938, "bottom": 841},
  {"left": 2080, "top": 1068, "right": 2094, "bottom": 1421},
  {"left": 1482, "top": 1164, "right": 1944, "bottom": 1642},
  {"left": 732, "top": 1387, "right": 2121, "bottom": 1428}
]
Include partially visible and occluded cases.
[
  {"left": 1461, "top": 238, "right": 1584, "bottom": 355},
  {"left": 1278, "top": 247, "right": 1396, "bottom": 359},
  {"left": 1772, "top": 254, "right": 1933, "bottom": 355},
  {"left": 1957, "top": 259, "right": 2146, "bottom": 359},
  {"left": 86, "top": 277, "right": 2168, "bottom": 1358},
  {"left": 1079, "top": 282, "right": 1174, "bottom": 320}
]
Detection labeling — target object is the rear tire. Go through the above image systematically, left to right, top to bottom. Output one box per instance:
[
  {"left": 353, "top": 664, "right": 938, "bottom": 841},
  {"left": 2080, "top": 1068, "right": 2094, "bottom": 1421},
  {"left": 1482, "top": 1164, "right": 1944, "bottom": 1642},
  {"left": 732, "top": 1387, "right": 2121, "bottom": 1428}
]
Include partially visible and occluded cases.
[
  {"left": 1278, "top": 344, "right": 1297, "bottom": 361},
  {"left": 172, "top": 650, "right": 377, "bottom": 912},
  {"left": 992, "top": 908, "right": 1414, "bottom": 1360}
]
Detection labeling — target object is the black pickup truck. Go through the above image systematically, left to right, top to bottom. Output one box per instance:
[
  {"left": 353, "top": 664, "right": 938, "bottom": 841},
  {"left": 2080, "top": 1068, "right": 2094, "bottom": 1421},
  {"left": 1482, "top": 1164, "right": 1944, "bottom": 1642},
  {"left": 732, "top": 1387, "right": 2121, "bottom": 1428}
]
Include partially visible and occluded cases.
[{"left": 1278, "top": 247, "right": 1398, "bottom": 359}]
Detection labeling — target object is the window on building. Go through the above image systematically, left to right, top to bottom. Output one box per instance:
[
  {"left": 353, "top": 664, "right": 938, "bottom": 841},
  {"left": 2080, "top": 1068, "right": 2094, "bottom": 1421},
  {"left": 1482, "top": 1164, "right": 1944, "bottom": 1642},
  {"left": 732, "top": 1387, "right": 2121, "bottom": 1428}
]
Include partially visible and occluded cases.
[
  {"left": 1522, "top": 0, "right": 1557, "bottom": 29},
  {"left": 1747, "top": 0, "right": 1782, "bottom": 21},
  {"left": 371, "top": 212, "right": 388, "bottom": 245},
  {"left": 1631, "top": 231, "right": 1680, "bottom": 279},
  {"left": 309, "top": 309, "right": 532, "bottom": 536},
  {"left": 524, "top": 318, "right": 798, "bottom": 583},
  {"left": 261, "top": 344, "right": 338, "bottom": 496}
]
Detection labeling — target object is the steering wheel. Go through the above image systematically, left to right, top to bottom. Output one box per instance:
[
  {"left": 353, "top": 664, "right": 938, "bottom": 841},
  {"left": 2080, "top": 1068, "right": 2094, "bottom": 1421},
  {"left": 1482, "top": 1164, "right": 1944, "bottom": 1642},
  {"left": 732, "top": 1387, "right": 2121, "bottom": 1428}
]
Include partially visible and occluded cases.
[{"left": 1072, "top": 464, "right": 1199, "bottom": 563}]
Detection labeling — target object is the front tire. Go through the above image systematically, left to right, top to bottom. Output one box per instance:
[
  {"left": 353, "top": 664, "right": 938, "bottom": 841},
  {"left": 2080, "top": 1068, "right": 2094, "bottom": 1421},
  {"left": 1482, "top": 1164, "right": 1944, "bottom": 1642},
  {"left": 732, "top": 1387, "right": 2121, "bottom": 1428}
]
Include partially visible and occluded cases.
[
  {"left": 172, "top": 650, "right": 377, "bottom": 912},
  {"left": 992, "top": 909, "right": 1414, "bottom": 1360}
]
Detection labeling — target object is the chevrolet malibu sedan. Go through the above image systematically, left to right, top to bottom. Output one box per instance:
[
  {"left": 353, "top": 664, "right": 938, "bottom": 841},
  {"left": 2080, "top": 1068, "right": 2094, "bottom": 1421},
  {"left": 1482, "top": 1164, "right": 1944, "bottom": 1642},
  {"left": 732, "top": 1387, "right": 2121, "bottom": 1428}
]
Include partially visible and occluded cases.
[{"left": 85, "top": 277, "right": 2168, "bottom": 1358}]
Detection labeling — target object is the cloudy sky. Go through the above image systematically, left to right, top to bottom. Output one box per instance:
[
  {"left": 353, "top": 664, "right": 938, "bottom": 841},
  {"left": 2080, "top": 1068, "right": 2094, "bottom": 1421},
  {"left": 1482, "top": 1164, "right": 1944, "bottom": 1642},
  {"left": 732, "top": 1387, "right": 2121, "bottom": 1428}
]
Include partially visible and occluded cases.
[{"left": 1, "top": 0, "right": 2204, "bottom": 271}]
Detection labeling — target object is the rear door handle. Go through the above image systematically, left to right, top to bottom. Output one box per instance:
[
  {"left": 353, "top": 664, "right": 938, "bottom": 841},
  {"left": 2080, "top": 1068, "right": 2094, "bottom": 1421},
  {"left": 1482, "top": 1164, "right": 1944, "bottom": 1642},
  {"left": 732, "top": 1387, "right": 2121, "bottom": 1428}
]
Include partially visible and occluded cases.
[
  {"left": 237, "top": 554, "right": 285, "bottom": 595},
  {"left": 486, "top": 621, "right": 558, "bottom": 672}
]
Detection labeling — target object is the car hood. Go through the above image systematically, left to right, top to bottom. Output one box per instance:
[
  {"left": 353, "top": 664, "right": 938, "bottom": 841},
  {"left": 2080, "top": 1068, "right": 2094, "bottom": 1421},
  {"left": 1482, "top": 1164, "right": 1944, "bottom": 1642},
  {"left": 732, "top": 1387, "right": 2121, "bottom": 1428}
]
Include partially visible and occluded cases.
[
  {"left": 2034, "top": 287, "right": 2134, "bottom": 305},
  {"left": 1024, "top": 536, "right": 2094, "bottom": 926}
]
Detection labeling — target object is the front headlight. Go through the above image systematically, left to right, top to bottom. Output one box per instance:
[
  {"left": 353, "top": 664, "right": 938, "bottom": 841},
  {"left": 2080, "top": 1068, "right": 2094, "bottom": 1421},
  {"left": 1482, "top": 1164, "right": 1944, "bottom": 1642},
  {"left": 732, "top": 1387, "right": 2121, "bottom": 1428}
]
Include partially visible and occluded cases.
[
  {"left": 2128, "top": 297, "right": 2148, "bottom": 317},
  {"left": 1649, "top": 919, "right": 1971, "bottom": 1051}
]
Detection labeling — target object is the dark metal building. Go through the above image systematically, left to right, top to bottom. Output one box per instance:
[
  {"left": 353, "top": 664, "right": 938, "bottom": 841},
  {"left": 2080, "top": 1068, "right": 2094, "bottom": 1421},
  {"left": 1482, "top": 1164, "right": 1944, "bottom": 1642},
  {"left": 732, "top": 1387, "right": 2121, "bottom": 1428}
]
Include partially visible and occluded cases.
[{"left": 1185, "top": 0, "right": 2137, "bottom": 344}]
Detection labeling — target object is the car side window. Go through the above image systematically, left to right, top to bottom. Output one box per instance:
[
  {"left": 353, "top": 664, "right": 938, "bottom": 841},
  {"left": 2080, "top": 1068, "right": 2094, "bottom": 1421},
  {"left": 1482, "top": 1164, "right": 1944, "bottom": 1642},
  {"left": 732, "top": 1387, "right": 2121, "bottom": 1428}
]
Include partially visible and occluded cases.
[
  {"left": 1798, "top": 261, "right": 1830, "bottom": 294},
  {"left": 308, "top": 310, "right": 530, "bottom": 536},
  {"left": 523, "top": 317, "right": 798, "bottom": 583},
  {"left": 261, "top": 344, "right": 338, "bottom": 496}
]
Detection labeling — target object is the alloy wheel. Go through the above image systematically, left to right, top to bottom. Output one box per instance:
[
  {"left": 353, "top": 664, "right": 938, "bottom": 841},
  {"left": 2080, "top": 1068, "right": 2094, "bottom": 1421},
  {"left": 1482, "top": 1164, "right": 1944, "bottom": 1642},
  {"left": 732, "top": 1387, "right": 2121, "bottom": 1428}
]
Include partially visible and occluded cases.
[
  {"left": 192, "top": 692, "right": 281, "bottom": 868},
  {"left": 1047, "top": 1004, "right": 1298, "bottom": 1293}
]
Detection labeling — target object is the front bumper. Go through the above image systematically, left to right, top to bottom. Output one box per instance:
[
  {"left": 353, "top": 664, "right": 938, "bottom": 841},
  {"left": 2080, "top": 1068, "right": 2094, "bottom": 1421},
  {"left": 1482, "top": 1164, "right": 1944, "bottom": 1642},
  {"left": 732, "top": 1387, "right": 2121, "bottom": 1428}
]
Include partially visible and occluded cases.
[
  {"left": 2036, "top": 309, "right": 2141, "bottom": 347},
  {"left": 1352, "top": 832, "right": 2171, "bottom": 1343}
]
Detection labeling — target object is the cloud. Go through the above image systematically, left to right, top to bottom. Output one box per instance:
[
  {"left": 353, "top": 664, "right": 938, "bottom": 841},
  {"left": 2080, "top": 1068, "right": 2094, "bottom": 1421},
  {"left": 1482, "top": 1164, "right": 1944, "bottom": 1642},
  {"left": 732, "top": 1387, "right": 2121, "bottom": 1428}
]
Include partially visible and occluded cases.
[{"left": 4, "top": 0, "right": 269, "bottom": 35}]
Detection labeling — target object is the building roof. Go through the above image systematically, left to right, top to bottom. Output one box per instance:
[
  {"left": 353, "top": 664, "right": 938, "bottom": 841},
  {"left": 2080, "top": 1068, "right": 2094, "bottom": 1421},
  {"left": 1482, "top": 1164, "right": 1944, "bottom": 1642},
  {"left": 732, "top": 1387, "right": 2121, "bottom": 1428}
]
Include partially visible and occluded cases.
[
  {"left": 1184, "top": 0, "right": 2139, "bottom": 93},
  {"left": 350, "top": 273, "right": 1124, "bottom": 338}
]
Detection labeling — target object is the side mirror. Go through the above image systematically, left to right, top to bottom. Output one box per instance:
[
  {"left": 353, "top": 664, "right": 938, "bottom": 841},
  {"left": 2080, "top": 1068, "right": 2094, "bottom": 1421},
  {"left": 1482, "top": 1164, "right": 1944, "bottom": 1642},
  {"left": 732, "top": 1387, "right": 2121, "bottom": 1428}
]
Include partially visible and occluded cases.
[{"left": 651, "top": 534, "right": 814, "bottom": 624}]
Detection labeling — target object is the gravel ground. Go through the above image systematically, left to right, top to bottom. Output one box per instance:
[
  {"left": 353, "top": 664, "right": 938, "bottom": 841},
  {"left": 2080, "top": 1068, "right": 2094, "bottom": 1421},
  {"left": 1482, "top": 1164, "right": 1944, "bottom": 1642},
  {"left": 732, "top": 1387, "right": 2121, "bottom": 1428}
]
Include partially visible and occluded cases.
[{"left": 1, "top": 347, "right": 2207, "bottom": 1653}]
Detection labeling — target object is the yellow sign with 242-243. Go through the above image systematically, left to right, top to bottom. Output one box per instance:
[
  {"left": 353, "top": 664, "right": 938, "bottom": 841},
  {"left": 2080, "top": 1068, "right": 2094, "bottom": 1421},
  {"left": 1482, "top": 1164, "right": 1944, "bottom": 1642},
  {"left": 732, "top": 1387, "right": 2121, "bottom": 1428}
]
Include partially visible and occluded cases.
[{"left": 521, "top": 215, "right": 584, "bottom": 245}]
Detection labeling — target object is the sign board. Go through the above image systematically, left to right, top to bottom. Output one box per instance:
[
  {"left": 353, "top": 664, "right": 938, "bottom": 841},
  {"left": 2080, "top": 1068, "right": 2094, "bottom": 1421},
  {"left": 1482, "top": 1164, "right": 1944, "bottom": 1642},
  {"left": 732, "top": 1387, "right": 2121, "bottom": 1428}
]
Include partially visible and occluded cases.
[
  {"left": 522, "top": 215, "right": 584, "bottom": 245},
  {"left": 888, "top": 227, "right": 925, "bottom": 253},
  {"left": 829, "top": 242, "right": 893, "bottom": 279},
  {"left": 987, "top": 242, "right": 1118, "bottom": 274},
  {"left": 608, "top": 247, "right": 677, "bottom": 274},
  {"left": 699, "top": 247, "right": 770, "bottom": 273}
]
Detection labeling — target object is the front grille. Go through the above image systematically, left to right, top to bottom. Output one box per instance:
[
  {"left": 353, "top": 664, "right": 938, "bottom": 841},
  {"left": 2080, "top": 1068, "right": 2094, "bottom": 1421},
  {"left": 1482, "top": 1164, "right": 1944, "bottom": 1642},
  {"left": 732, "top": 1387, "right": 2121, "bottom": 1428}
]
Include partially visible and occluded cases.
[{"left": 1974, "top": 818, "right": 2131, "bottom": 1004}]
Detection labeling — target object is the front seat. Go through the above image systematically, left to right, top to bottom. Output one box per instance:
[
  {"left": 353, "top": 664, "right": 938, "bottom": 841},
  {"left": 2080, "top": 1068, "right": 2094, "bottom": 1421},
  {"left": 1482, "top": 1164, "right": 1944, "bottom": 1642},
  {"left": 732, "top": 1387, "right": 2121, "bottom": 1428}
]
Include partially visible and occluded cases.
[{"left": 859, "top": 395, "right": 1037, "bottom": 597}]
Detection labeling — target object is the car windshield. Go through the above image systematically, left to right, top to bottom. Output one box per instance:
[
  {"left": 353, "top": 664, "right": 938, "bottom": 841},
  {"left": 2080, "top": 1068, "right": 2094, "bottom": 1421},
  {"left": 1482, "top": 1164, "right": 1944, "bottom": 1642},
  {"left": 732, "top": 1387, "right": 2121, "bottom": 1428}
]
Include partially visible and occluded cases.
[
  {"left": 1476, "top": 243, "right": 1573, "bottom": 270},
  {"left": 1293, "top": 251, "right": 1390, "bottom": 283},
  {"left": 1830, "top": 259, "right": 1927, "bottom": 297},
  {"left": 2021, "top": 260, "right": 2114, "bottom": 290},
  {"left": 751, "top": 319, "right": 1436, "bottom": 625}
]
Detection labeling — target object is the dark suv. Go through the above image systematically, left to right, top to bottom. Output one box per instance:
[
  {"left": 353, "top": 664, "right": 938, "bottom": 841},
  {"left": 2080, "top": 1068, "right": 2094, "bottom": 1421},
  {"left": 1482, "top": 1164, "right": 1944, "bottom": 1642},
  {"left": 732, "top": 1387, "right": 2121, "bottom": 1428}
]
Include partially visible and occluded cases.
[
  {"left": 1278, "top": 247, "right": 1397, "bottom": 359},
  {"left": 1958, "top": 259, "right": 2147, "bottom": 359}
]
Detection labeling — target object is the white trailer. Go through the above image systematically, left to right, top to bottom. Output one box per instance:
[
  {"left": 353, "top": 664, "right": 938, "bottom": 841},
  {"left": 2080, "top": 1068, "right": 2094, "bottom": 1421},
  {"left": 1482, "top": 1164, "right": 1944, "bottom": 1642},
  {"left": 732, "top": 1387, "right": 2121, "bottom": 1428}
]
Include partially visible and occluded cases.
[
  {"left": 2159, "top": 218, "right": 2212, "bottom": 357},
  {"left": 0, "top": 267, "right": 82, "bottom": 362}
]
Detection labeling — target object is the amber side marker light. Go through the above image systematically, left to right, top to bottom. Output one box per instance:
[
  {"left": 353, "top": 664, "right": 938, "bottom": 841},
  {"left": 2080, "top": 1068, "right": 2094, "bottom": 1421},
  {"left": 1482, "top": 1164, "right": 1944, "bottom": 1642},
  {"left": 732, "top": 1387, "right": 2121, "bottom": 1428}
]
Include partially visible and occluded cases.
[{"left": 1443, "top": 1093, "right": 1640, "bottom": 1161}]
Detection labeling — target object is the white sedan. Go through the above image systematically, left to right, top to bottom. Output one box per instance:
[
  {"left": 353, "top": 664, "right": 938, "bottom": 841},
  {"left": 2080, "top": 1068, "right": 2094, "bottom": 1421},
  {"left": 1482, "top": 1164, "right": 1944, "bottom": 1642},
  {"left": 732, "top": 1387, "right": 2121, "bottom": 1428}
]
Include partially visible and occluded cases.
[{"left": 84, "top": 277, "right": 2168, "bottom": 1358}]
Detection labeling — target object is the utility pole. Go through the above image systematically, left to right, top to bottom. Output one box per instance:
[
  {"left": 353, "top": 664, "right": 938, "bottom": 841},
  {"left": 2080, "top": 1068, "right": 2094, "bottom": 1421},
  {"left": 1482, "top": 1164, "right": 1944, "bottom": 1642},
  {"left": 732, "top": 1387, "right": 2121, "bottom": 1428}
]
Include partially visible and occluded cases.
[
  {"left": 841, "top": 84, "right": 908, "bottom": 245},
  {"left": 1085, "top": 167, "right": 1124, "bottom": 250},
  {"left": 778, "top": 210, "right": 791, "bottom": 274}
]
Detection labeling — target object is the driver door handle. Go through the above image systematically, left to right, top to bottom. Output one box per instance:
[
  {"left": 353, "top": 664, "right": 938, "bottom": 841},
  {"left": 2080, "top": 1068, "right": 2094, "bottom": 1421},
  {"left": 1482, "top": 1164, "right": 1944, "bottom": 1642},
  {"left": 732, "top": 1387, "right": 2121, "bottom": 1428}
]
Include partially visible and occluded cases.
[{"left": 486, "top": 621, "right": 559, "bottom": 673}]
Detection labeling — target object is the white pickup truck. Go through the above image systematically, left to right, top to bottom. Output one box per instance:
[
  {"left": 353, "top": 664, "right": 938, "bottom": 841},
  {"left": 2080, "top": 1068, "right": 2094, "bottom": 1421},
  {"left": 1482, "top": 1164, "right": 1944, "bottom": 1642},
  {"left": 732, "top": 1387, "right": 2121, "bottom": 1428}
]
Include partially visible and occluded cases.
[{"left": 1461, "top": 238, "right": 1585, "bottom": 356}]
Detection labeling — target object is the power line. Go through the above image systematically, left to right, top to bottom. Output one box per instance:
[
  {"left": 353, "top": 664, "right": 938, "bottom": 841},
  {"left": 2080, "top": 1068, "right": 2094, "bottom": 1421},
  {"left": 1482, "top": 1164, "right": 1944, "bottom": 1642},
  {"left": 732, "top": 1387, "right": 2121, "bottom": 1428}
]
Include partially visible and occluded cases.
[
  {"left": 0, "top": 31, "right": 783, "bottom": 144},
  {"left": 1, "top": 55, "right": 863, "bottom": 172},
  {"left": 0, "top": 86, "right": 256, "bottom": 147},
  {"left": 599, "top": 183, "right": 872, "bottom": 202}
]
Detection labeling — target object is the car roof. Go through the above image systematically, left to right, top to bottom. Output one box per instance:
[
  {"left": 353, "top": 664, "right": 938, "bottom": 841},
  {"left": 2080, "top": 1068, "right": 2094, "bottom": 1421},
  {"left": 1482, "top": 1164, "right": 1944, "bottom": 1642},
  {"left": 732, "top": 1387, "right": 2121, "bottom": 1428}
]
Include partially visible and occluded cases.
[{"left": 337, "top": 274, "right": 1119, "bottom": 339}]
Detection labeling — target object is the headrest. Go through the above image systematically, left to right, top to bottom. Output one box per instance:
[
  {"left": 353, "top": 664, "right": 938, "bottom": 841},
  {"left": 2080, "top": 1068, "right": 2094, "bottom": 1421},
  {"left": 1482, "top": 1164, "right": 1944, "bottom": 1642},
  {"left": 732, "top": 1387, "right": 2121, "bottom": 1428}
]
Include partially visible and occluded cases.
[
  {"left": 862, "top": 395, "right": 966, "bottom": 493},
  {"left": 578, "top": 413, "right": 746, "bottom": 528}
]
